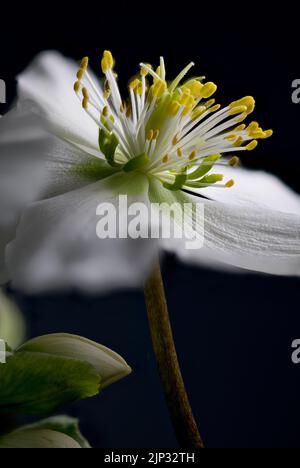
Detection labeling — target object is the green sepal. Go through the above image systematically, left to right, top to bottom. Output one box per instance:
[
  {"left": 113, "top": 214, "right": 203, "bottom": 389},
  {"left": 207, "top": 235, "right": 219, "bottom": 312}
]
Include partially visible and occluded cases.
[
  {"left": 98, "top": 128, "right": 120, "bottom": 167},
  {"left": 123, "top": 153, "right": 150, "bottom": 172},
  {"left": 187, "top": 154, "right": 221, "bottom": 180},
  {"left": 163, "top": 169, "right": 187, "bottom": 191},
  {"left": 185, "top": 173, "right": 224, "bottom": 188}
]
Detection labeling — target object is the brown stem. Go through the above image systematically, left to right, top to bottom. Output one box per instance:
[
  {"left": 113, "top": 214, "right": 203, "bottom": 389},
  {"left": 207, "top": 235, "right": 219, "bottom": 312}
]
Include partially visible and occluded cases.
[{"left": 144, "top": 259, "right": 204, "bottom": 449}]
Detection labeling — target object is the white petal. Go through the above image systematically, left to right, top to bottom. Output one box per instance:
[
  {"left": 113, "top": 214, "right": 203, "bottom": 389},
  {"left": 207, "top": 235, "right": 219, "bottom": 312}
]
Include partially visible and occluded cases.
[
  {"left": 17, "top": 51, "right": 100, "bottom": 151},
  {"left": 0, "top": 108, "right": 50, "bottom": 283},
  {"left": 39, "top": 136, "right": 117, "bottom": 199},
  {"left": 190, "top": 165, "right": 300, "bottom": 215},
  {"left": 7, "top": 174, "right": 159, "bottom": 293},
  {"left": 149, "top": 180, "right": 300, "bottom": 277},
  {"left": 176, "top": 196, "right": 300, "bottom": 276}
]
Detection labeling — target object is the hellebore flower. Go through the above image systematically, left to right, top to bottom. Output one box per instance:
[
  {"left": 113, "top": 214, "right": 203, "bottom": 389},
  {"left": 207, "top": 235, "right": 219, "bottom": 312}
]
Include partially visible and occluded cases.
[{"left": 1, "top": 50, "right": 300, "bottom": 293}]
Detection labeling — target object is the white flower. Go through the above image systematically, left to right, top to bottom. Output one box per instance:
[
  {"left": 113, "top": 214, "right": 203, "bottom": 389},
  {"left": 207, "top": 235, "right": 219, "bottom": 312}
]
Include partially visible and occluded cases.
[{"left": 1, "top": 51, "right": 300, "bottom": 293}]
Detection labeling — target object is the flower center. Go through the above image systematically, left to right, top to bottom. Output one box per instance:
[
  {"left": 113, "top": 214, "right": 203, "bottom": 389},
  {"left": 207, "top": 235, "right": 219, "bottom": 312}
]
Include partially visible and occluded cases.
[{"left": 73, "top": 51, "right": 273, "bottom": 192}]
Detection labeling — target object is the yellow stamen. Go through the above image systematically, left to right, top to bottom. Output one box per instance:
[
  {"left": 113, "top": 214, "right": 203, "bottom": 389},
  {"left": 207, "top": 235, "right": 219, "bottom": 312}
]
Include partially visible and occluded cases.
[
  {"left": 101, "top": 50, "right": 114, "bottom": 73},
  {"left": 80, "top": 57, "right": 89, "bottom": 70},
  {"left": 141, "top": 63, "right": 151, "bottom": 77},
  {"left": 77, "top": 68, "right": 85, "bottom": 81},
  {"left": 152, "top": 79, "right": 167, "bottom": 98},
  {"left": 74, "top": 81, "right": 80, "bottom": 93},
  {"left": 199, "top": 82, "right": 217, "bottom": 99},
  {"left": 82, "top": 87, "right": 89, "bottom": 99},
  {"left": 230, "top": 96, "right": 255, "bottom": 115},
  {"left": 82, "top": 97, "right": 89, "bottom": 110},
  {"left": 205, "top": 99, "right": 216, "bottom": 108},
  {"left": 168, "top": 100, "right": 181, "bottom": 116},
  {"left": 208, "top": 104, "right": 221, "bottom": 113},
  {"left": 191, "top": 105, "right": 206, "bottom": 120},
  {"left": 229, "top": 105, "right": 247, "bottom": 116},
  {"left": 102, "top": 106, "right": 109, "bottom": 118},
  {"left": 233, "top": 124, "right": 246, "bottom": 132},
  {"left": 147, "top": 129, "right": 154, "bottom": 141},
  {"left": 153, "top": 129, "right": 160, "bottom": 140},
  {"left": 172, "top": 134, "right": 179, "bottom": 145},
  {"left": 225, "top": 134, "right": 236, "bottom": 142},
  {"left": 233, "top": 136, "right": 244, "bottom": 147},
  {"left": 246, "top": 140, "right": 258, "bottom": 151},
  {"left": 177, "top": 148, "right": 183, "bottom": 157},
  {"left": 189, "top": 150, "right": 197, "bottom": 161},
  {"left": 162, "top": 154, "right": 169, "bottom": 163},
  {"left": 229, "top": 156, "right": 240, "bottom": 167},
  {"left": 225, "top": 179, "right": 235, "bottom": 188}
]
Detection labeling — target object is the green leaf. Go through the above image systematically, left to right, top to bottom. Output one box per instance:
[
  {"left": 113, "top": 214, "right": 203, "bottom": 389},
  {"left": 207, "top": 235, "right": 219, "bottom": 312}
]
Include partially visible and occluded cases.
[
  {"left": 98, "top": 129, "right": 120, "bottom": 167},
  {"left": 0, "top": 334, "right": 131, "bottom": 415},
  {"left": 0, "top": 416, "right": 90, "bottom": 449}
]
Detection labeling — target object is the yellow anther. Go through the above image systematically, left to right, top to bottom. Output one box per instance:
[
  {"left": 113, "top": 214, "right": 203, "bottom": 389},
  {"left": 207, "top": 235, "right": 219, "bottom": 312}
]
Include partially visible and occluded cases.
[
  {"left": 101, "top": 50, "right": 114, "bottom": 73},
  {"left": 80, "top": 57, "right": 89, "bottom": 70},
  {"left": 141, "top": 63, "right": 151, "bottom": 77},
  {"left": 77, "top": 68, "right": 85, "bottom": 80},
  {"left": 130, "top": 78, "right": 141, "bottom": 91},
  {"left": 152, "top": 79, "right": 167, "bottom": 98},
  {"left": 183, "top": 80, "right": 203, "bottom": 98},
  {"left": 74, "top": 81, "right": 80, "bottom": 93},
  {"left": 199, "top": 82, "right": 217, "bottom": 99},
  {"left": 82, "top": 87, "right": 89, "bottom": 99},
  {"left": 230, "top": 96, "right": 255, "bottom": 115},
  {"left": 82, "top": 97, "right": 89, "bottom": 110},
  {"left": 205, "top": 99, "right": 216, "bottom": 109},
  {"left": 169, "top": 100, "right": 181, "bottom": 116},
  {"left": 120, "top": 103, "right": 125, "bottom": 113},
  {"left": 182, "top": 104, "right": 194, "bottom": 117},
  {"left": 208, "top": 104, "right": 221, "bottom": 113},
  {"left": 191, "top": 105, "right": 206, "bottom": 120},
  {"left": 229, "top": 105, "right": 248, "bottom": 116},
  {"left": 102, "top": 106, "right": 109, "bottom": 118},
  {"left": 126, "top": 106, "right": 132, "bottom": 118},
  {"left": 236, "top": 112, "right": 248, "bottom": 123},
  {"left": 247, "top": 121, "right": 259, "bottom": 131},
  {"left": 234, "top": 124, "right": 246, "bottom": 132},
  {"left": 147, "top": 129, "right": 154, "bottom": 141},
  {"left": 153, "top": 129, "right": 160, "bottom": 140},
  {"left": 263, "top": 129, "right": 273, "bottom": 138},
  {"left": 250, "top": 131, "right": 266, "bottom": 139},
  {"left": 172, "top": 134, "right": 179, "bottom": 145},
  {"left": 225, "top": 134, "right": 236, "bottom": 142},
  {"left": 233, "top": 136, "right": 244, "bottom": 147},
  {"left": 246, "top": 140, "right": 258, "bottom": 151},
  {"left": 177, "top": 148, "right": 183, "bottom": 157},
  {"left": 189, "top": 150, "right": 197, "bottom": 161},
  {"left": 162, "top": 154, "right": 169, "bottom": 163},
  {"left": 229, "top": 156, "right": 240, "bottom": 167},
  {"left": 225, "top": 179, "right": 235, "bottom": 188}
]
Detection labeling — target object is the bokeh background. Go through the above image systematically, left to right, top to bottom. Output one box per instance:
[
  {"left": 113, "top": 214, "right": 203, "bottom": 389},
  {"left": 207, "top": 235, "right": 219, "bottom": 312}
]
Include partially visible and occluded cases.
[{"left": 1, "top": 2, "right": 300, "bottom": 448}]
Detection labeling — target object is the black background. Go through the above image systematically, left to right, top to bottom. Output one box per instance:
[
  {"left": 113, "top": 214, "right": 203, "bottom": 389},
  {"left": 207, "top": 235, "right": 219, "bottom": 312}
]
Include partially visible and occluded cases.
[{"left": 1, "top": 2, "right": 300, "bottom": 448}]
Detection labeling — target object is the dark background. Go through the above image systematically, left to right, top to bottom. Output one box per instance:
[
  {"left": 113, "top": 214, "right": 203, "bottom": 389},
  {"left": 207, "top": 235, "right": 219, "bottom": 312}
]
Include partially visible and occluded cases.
[{"left": 1, "top": 2, "right": 300, "bottom": 448}]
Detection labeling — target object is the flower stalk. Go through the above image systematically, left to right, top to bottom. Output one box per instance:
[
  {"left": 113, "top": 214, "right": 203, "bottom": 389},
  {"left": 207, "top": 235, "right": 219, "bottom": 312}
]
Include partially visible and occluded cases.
[{"left": 144, "top": 259, "right": 204, "bottom": 449}]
